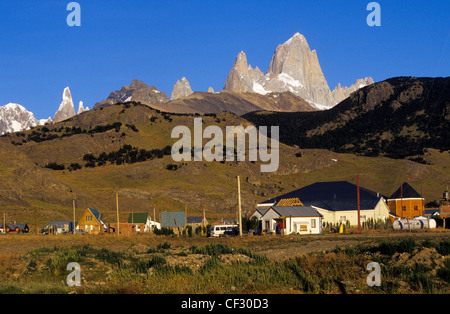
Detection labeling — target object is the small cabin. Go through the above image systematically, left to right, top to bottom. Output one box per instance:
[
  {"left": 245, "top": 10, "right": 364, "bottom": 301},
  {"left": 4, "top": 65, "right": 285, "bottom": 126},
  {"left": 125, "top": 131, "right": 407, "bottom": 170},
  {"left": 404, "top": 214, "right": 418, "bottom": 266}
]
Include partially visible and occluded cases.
[
  {"left": 76, "top": 208, "right": 107, "bottom": 234},
  {"left": 0, "top": 223, "right": 29, "bottom": 234}
]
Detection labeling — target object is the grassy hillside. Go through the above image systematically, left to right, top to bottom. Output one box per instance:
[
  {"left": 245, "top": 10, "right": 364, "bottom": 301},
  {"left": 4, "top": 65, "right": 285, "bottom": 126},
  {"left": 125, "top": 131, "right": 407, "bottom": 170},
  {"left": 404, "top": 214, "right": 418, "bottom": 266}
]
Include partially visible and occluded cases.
[{"left": 0, "top": 101, "right": 448, "bottom": 231}]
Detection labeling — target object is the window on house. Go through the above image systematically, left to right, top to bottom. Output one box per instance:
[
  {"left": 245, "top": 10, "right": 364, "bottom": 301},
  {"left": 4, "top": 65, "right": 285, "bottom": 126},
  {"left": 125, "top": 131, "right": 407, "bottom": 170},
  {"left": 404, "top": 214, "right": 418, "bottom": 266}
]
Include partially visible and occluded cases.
[
  {"left": 402, "top": 206, "right": 406, "bottom": 211},
  {"left": 414, "top": 206, "right": 418, "bottom": 211},
  {"left": 360, "top": 215, "right": 367, "bottom": 222},
  {"left": 339, "top": 216, "right": 346, "bottom": 222},
  {"left": 311, "top": 219, "right": 316, "bottom": 228},
  {"left": 265, "top": 221, "right": 270, "bottom": 230}
]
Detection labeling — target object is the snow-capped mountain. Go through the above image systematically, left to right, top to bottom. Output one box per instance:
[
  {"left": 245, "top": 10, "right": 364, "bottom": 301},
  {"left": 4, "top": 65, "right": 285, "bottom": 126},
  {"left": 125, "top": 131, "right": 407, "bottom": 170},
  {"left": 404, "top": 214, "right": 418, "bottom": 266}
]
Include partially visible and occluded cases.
[
  {"left": 224, "top": 33, "right": 373, "bottom": 109},
  {"left": 0, "top": 86, "right": 85, "bottom": 134},
  {"left": 52, "top": 87, "right": 76, "bottom": 123},
  {"left": 77, "top": 101, "right": 89, "bottom": 114},
  {"left": 0, "top": 103, "right": 44, "bottom": 135}
]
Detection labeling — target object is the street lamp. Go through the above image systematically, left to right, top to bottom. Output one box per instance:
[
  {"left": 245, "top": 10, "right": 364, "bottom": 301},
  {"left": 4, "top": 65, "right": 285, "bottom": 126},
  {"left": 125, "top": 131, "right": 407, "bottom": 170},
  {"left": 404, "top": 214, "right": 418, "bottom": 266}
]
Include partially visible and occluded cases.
[{"left": 332, "top": 159, "right": 361, "bottom": 233}]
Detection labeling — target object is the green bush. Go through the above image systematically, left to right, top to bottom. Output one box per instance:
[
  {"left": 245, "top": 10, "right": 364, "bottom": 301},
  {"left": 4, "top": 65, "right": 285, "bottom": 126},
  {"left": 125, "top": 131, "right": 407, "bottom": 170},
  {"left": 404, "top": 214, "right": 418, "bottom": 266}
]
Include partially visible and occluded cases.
[
  {"left": 153, "top": 227, "right": 175, "bottom": 236},
  {"left": 397, "top": 238, "right": 416, "bottom": 253},
  {"left": 437, "top": 240, "right": 450, "bottom": 256},
  {"left": 157, "top": 241, "right": 171, "bottom": 250},
  {"left": 437, "top": 259, "right": 450, "bottom": 283}
]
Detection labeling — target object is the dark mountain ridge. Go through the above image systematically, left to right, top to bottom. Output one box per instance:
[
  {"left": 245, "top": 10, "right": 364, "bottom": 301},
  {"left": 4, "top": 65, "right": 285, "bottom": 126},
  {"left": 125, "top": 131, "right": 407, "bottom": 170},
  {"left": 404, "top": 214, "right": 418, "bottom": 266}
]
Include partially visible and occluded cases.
[{"left": 244, "top": 76, "right": 450, "bottom": 160}]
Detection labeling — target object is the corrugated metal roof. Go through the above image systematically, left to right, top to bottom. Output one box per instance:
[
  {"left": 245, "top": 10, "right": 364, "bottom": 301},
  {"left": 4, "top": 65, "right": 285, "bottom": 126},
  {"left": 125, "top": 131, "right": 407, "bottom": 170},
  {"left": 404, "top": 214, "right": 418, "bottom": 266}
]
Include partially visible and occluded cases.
[
  {"left": 271, "top": 206, "right": 322, "bottom": 217},
  {"left": 161, "top": 212, "right": 185, "bottom": 228},
  {"left": 128, "top": 213, "right": 149, "bottom": 224},
  {"left": 42, "top": 221, "right": 70, "bottom": 228}
]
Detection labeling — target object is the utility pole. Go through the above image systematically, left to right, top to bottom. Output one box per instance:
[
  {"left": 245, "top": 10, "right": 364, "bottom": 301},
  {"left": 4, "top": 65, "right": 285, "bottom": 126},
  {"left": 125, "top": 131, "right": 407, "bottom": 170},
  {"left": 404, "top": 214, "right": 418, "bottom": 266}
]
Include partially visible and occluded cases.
[
  {"left": 237, "top": 176, "right": 242, "bottom": 237},
  {"left": 116, "top": 193, "right": 120, "bottom": 235},
  {"left": 73, "top": 199, "right": 76, "bottom": 234},
  {"left": 201, "top": 201, "right": 206, "bottom": 236}
]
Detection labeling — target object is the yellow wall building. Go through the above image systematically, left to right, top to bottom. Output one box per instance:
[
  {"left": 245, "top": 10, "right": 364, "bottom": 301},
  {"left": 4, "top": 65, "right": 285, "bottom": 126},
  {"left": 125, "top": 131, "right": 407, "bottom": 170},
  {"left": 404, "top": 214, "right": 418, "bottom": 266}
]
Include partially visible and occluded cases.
[
  {"left": 387, "top": 182, "right": 424, "bottom": 219},
  {"left": 77, "top": 208, "right": 106, "bottom": 234}
]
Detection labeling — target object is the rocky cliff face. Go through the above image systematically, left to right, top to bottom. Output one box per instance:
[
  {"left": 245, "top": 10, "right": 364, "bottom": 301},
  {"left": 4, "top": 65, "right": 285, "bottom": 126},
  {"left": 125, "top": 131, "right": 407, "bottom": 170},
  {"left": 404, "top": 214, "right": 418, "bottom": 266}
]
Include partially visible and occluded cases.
[
  {"left": 224, "top": 33, "right": 372, "bottom": 109},
  {"left": 265, "top": 33, "right": 335, "bottom": 109},
  {"left": 224, "top": 51, "right": 266, "bottom": 94},
  {"left": 171, "top": 77, "right": 193, "bottom": 100},
  {"left": 332, "top": 77, "right": 374, "bottom": 105},
  {"left": 94, "top": 79, "right": 169, "bottom": 108},
  {"left": 52, "top": 87, "right": 76, "bottom": 123}
]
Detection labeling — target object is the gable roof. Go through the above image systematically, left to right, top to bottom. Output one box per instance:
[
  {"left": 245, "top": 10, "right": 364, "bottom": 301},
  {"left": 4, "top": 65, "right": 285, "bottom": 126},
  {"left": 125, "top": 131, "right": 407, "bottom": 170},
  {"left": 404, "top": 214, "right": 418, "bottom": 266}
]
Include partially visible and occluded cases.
[
  {"left": 259, "top": 181, "right": 384, "bottom": 212},
  {"left": 389, "top": 182, "right": 423, "bottom": 199},
  {"left": 270, "top": 206, "right": 323, "bottom": 218},
  {"left": 88, "top": 208, "right": 104, "bottom": 222},
  {"left": 251, "top": 208, "right": 269, "bottom": 217},
  {"left": 128, "top": 213, "right": 149, "bottom": 224},
  {"left": 42, "top": 221, "right": 71, "bottom": 228},
  {"left": 1, "top": 223, "right": 28, "bottom": 231}
]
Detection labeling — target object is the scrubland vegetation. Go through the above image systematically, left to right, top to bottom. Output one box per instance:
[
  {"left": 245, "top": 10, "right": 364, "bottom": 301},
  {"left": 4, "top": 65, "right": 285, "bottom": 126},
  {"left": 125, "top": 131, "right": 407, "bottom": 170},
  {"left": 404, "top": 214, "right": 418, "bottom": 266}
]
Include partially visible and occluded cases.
[{"left": 0, "top": 234, "right": 449, "bottom": 294}]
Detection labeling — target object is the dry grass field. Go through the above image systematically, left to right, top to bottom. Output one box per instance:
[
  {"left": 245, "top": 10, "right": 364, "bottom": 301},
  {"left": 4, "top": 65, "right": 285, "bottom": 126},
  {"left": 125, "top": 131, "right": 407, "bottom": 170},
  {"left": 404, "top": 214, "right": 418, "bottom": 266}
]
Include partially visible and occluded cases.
[{"left": 1, "top": 229, "right": 449, "bottom": 294}]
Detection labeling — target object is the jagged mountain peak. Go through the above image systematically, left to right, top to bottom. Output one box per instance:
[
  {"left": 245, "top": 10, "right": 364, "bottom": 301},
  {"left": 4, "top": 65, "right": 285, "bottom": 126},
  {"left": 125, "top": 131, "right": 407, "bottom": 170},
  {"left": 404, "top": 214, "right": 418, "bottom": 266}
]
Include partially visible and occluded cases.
[
  {"left": 224, "top": 33, "right": 372, "bottom": 110},
  {"left": 171, "top": 77, "right": 193, "bottom": 100},
  {"left": 332, "top": 77, "right": 375, "bottom": 105},
  {"left": 52, "top": 87, "right": 76, "bottom": 123},
  {"left": 77, "top": 101, "right": 89, "bottom": 115}
]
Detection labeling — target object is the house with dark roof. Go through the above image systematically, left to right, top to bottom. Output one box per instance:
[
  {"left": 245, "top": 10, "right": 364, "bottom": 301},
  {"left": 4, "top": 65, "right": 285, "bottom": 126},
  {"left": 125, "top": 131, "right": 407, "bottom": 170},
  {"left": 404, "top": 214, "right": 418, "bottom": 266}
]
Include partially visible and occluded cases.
[
  {"left": 257, "top": 181, "right": 390, "bottom": 227},
  {"left": 387, "top": 182, "right": 424, "bottom": 219},
  {"left": 260, "top": 206, "right": 323, "bottom": 235},
  {"left": 76, "top": 208, "right": 107, "bottom": 234},
  {"left": 186, "top": 216, "right": 208, "bottom": 229},
  {"left": 0, "top": 223, "right": 29, "bottom": 234}
]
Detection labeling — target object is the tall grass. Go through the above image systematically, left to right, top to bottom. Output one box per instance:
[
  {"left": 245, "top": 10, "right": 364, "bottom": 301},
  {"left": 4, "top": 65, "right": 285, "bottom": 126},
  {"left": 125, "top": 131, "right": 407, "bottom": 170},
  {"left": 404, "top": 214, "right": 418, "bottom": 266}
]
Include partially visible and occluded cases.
[{"left": 5, "top": 240, "right": 450, "bottom": 294}]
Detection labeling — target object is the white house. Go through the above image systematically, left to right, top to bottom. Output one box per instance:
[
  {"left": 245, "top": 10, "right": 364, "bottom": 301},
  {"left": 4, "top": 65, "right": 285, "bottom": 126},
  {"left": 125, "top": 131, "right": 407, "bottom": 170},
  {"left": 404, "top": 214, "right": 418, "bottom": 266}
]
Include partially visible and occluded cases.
[
  {"left": 258, "top": 181, "right": 391, "bottom": 227},
  {"left": 260, "top": 206, "right": 323, "bottom": 235},
  {"left": 249, "top": 208, "right": 269, "bottom": 220},
  {"left": 128, "top": 213, "right": 160, "bottom": 233}
]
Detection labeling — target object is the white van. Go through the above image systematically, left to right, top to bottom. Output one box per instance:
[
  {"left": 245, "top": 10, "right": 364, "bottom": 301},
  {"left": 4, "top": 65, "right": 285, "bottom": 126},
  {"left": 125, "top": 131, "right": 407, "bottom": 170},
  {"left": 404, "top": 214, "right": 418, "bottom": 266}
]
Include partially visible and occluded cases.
[{"left": 209, "top": 224, "right": 238, "bottom": 237}]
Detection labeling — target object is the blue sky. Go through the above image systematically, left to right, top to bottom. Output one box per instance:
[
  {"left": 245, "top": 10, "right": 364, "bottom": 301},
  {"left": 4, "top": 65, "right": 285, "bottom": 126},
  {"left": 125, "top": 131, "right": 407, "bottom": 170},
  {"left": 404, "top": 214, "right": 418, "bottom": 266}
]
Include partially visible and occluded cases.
[{"left": 0, "top": 0, "right": 449, "bottom": 119}]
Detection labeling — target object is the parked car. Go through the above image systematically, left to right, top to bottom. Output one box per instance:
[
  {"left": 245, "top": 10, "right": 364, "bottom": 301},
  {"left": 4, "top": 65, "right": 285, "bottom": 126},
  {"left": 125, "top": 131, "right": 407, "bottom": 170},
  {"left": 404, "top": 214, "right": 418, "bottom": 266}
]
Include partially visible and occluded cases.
[
  {"left": 209, "top": 224, "right": 238, "bottom": 237},
  {"left": 223, "top": 226, "right": 239, "bottom": 237}
]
